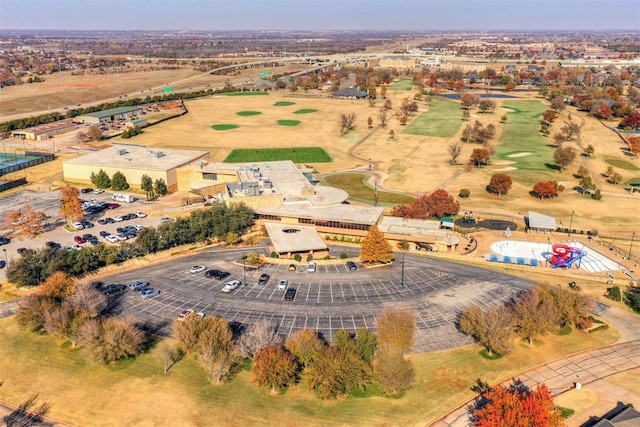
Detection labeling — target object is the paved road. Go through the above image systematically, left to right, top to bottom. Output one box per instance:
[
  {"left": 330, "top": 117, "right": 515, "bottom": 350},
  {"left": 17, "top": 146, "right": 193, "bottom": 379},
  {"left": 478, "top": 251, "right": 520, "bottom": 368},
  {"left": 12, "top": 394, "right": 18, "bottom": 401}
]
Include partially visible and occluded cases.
[{"left": 433, "top": 304, "right": 640, "bottom": 427}]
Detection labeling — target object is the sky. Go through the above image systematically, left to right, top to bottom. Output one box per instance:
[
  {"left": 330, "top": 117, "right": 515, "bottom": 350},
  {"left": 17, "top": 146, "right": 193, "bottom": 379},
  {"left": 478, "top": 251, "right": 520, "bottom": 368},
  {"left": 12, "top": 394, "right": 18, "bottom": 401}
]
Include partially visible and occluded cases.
[{"left": 1, "top": 0, "right": 639, "bottom": 32}]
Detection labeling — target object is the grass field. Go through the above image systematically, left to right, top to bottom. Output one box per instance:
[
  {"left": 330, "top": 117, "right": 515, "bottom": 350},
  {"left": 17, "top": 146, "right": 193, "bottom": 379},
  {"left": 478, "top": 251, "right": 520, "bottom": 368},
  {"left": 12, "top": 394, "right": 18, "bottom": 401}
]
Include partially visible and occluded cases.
[
  {"left": 388, "top": 79, "right": 414, "bottom": 91},
  {"left": 222, "top": 92, "right": 269, "bottom": 97},
  {"left": 402, "top": 98, "right": 463, "bottom": 137},
  {"left": 494, "top": 100, "right": 553, "bottom": 171},
  {"left": 273, "top": 101, "right": 296, "bottom": 107},
  {"left": 294, "top": 109, "right": 318, "bottom": 114},
  {"left": 236, "top": 111, "right": 262, "bottom": 116},
  {"left": 277, "top": 119, "right": 301, "bottom": 126},
  {"left": 211, "top": 124, "right": 239, "bottom": 130},
  {"left": 224, "top": 147, "right": 332, "bottom": 163},
  {"left": 604, "top": 157, "right": 640, "bottom": 170},
  {"left": 321, "top": 173, "right": 416, "bottom": 205},
  {"left": 0, "top": 317, "right": 619, "bottom": 426}
]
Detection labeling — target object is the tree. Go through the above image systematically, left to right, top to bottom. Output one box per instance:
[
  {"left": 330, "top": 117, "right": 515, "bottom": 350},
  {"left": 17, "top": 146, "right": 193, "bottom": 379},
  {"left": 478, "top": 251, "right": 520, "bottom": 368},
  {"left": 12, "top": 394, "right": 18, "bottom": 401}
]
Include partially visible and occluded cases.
[
  {"left": 505, "top": 81, "right": 516, "bottom": 91},
  {"left": 380, "top": 84, "right": 387, "bottom": 99},
  {"left": 460, "top": 92, "right": 479, "bottom": 109},
  {"left": 550, "top": 96, "right": 565, "bottom": 112},
  {"left": 478, "top": 99, "right": 496, "bottom": 113},
  {"left": 591, "top": 101, "right": 613, "bottom": 119},
  {"left": 378, "top": 108, "right": 388, "bottom": 127},
  {"left": 542, "top": 110, "right": 557, "bottom": 123},
  {"left": 619, "top": 110, "right": 640, "bottom": 130},
  {"left": 339, "top": 112, "right": 356, "bottom": 136},
  {"left": 500, "top": 114, "right": 508, "bottom": 123},
  {"left": 398, "top": 115, "right": 408, "bottom": 126},
  {"left": 367, "top": 116, "right": 373, "bottom": 128},
  {"left": 560, "top": 121, "right": 580, "bottom": 141},
  {"left": 87, "top": 126, "right": 102, "bottom": 141},
  {"left": 388, "top": 129, "right": 396, "bottom": 139},
  {"left": 552, "top": 132, "right": 566, "bottom": 147},
  {"left": 448, "top": 142, "right": 463, "bottom": 165},
  {"left": 583, "top": 144, "right": 594, "bottom": 157},
  {"left": 553, "top": 146, "right": 577, "bottom": 172},
  {"left": 470, "top": 148, "right": 491, "bottom": 167},
  {"left": 576, "top": 166, "right": 590, "bottom": 179},
  {"left": 90, "top": 169, "right": 111, "bottom": 189},
  {"left": 110, "top": 171, "right": 129, "bottom": 191},
  {"left": 487, "top": 173, "right": 512, "bottom": 196},
  {"left": 141, "top": 174, "right": 154, "bottom": 201},
  {"left": 154, "top": 178, "right": 168, "bottom": 196},
  {"left": 532, "top": 181, "right": 558, "bottom": 199},
  {"left": 59, "top": 185, "right": 84, "bottom": 225},
  {"left": 391, "top": 189, "right": 460, "bottom": 219},
  {"left": 5, "top": 202, "right": 48, "bottom": 237},
  {"left": 360, "top": 225, "right": 394, "bottom": 264},
  {"left": 536, "top": 284, "right": 586, "bottom": 329},
  {"left": 511, "top": 287, "right": 558, "bottom": 345},
  {"left": 459, "top": 304, "right": 514, "bottom": 356},
  {"left": 375, "top": 306, "right": 416, "bottom": 353},
  {"left": 173, "top": 312, "right": 208, "bottom": 353},
  {"left": 79, "top": 316, "right": 144, "bottom": 363},
  {"left": 197, "top": 316, "right": 241, "bottom": 384},
  {"left": 237, "top": 319, "right": 281, "bottom": 357},
  {"left": 355, "top": 327, "right": 378, "bottom": 363},
  {"left": 285, "top": 329, "right": 325, "bottom": 368},
  {"left": 156, "top": 341, "right": 184, "bottom": 374},
  {"left": 373, "top": 343, "right": 415, "bottom": 395},
  {"left": 252, "top": 345, "right": 299, "bottom": 392},
  {"left": 306, "top": 347, "right": 371, "bottom": 399},
  {"left": 473, "top": 381, "right": 563, "bottom": 427}
]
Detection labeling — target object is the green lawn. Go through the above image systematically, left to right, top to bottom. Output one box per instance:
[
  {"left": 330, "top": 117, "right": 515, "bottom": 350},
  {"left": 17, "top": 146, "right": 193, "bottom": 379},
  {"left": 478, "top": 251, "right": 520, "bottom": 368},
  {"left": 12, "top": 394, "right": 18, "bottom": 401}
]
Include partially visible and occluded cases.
[
  {"left": 388, "top": 79, "right": 414, "bottom": 91},
  {"left": 222, "top": 92, "right": 269, "bottom": 97},
  {"left": 402, "top": 98, "right": 462, "bottom": 138},
  {"left": 495, "top": 100, "right": 554, "bottom": 171},
  {"left": 273, "top": 101, "right": 296, "bottom": 107},
  {"left": 294, "top": 109, "right": 318, "bottom": 114},
  {"left": 236, "top": 111, "right": 262, "bottom": 116},
  {"left": 277, "top": 119, "right": 301, "bottom": 126},
  {"left": 211, "top": 124, "right": 239, "bottom": 130},
  {"left": 224, "top": 147, "right": 332, "bottom": 163},
  {"left": 604, "top": 157, "right": 640, "bottom": 171},
  {"left": 321, "top": 173, "right": 416, "bottom": 206},
  {"left": 0, "top": 317, "right": 618, "bottom": 427}
]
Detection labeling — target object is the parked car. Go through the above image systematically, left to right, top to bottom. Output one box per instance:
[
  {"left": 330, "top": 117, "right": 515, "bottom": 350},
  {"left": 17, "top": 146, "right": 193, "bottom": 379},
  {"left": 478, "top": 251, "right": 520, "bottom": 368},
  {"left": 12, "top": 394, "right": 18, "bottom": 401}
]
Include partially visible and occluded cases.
[
  {"left": 80, "top": 188, "right": 93, "bottom": 194},
  {"left": 93, "top": 189, "right": 105, "bottom": 194},
  {"left": 107, "top": 203, "right": 120, "bottom": 210},
  {"left": 134, "top": 211, "right": 146, "bottom": 218},
  {"left": 113, "top": 216, "right": 124, "bottom": 222},
  {"left": 159, "top": 216, "right": 174, "bottom": 223},
  {"left": 104, "top": 217, "right": 116, "bottom": 224},
  {"left": 97, "top": 219, "right": 108, "bottom": 225},
  {"left": 71, "top": 221, "right": 84, "bottom": 230},
  {"left": 81, "top": 221, "right": 94, "bottom": 229},
  {"left": 99, "top": 230, "right": 110, "bottom": 237},
  {"left": 82, "top": 233, "right": 94, "bottom": 240},
  {"left": 116, "top": 233, "right": 128, "bottom": 241},
  {"left": 105, "top": 235, "right": 119, "bottom": 243},
  {"left": 0, "top": 236, "right": 11, "bottom": 245},
  {"left": 74, "top": 236, "right": 85, "bottom": 244},
  {"left": 89, "top": 237, "right": 99, "bottom": 245},
  {"left": 44, "top": 241, "right": 59, "bottom": 249},
  {"left": 17, "top": 247, "right": 29, "bottom": 255},
  {"left": 0, "top": 260, "right": 6, "bottom": 269},
  {"left": 307, "top": 261, "right": 317, "bottom": 272},
  {"left": 346, "top": 261, "right": 358, "bottom": 271},
  {"left": 288, "top": 264, "right": 297, "bottom": 271},
  {"left": 190, "top": 265, "right": 207, "bottom": 274},
  {"left": 205, "top": 269, "right": 220, "bottom": 278},
  {"left": 206, "top": 270, "right": 230, "bottom": 280},
  {"left": 258, "top": 273, "right": 270, "bottom": 285},
  {"left": 278, "top": 279, "right": 288, "bottom": 290},
  {"left": 129, "top": 280, "right": 149, "bottom": 291},
  {"left": 221, "top": 280, "right": 241, "bottom": 293},
  {"left": 102, "top": 283, "right": 126, "bottom": 295},
  {"left": 139, "top": 288, "right": 160, "bottom": 298},
  {"left": 284, "top": 288, "right": 297, "bottom": 301},
  {"left": 177, "top": 309, "right": 205, "bottom": 320}
]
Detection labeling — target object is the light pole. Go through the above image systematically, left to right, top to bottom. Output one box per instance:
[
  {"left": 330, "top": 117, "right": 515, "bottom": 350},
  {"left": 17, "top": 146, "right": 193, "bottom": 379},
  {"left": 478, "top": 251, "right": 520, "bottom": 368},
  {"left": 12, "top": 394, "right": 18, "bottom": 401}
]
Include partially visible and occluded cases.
[
  {"left": 568, "top": 210, "right": 575, "bottom": 238},
  {"left": 629, "top": 231, "right": 636, "bottom": 261},
  {"left": 546, "top": 238, "right": 550, "bottom": 268},
  {"left": 3, "top": 248, "right": 7, "bottom": 266},
  {"left": 400, "top": 252, "right": 405, "bottom": 288},
  {"left": 243, "top": 253, "right": 247, "bottom": 287}
]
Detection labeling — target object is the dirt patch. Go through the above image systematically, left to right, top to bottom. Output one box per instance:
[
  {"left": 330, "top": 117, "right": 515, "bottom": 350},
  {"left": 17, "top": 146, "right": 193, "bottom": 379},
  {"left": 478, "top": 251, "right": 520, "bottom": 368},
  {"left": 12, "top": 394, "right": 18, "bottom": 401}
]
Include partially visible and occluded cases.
[{"left": 507, "top": 152, "right": 532, "bottom": 157}]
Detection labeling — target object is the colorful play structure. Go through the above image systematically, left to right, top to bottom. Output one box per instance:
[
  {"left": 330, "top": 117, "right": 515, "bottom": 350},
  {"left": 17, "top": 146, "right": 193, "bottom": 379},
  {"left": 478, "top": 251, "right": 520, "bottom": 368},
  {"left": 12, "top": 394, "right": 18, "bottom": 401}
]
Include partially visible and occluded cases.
[{"left": 542, "top": 243, "right": 587, "bottom": 268}]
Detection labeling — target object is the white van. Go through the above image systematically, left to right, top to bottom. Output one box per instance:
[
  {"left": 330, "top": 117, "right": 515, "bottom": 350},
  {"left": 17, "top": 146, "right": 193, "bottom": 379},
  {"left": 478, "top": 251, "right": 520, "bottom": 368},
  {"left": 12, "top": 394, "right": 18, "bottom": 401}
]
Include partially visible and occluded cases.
[{"left": 307, "top": 261, "right": 317, "bottom": 273}]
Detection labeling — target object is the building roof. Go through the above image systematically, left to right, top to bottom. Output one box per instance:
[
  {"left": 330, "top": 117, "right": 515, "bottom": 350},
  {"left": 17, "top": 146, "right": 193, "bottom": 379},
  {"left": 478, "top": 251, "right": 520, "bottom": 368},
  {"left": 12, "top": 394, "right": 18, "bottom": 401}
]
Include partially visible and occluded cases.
[
  {"left": 333, "top": 87, "right": 368, "bottom": 98},
  {"left": 77, "top": 106, "right": 143, "bottom": 120},
  {"left": 11, "top": 121, "right": 77, "bottom": 135},
  {"left": 63, "top": 145, "right": 209, "bottom": 172},
  {"left": 258, "top": 201, "right": 384, "bottom": 226},
  {"left": 527, "top": 211, "right": 557, "bottom": 230},
  {"left": 378, "top": 216, "right": 450, "bottom": 237},
  {"left": 264, "top": 222, "right": 328, "bottom": 254},
  {"left": 592, "top": 407, "right": 640, "bottom": 427}
]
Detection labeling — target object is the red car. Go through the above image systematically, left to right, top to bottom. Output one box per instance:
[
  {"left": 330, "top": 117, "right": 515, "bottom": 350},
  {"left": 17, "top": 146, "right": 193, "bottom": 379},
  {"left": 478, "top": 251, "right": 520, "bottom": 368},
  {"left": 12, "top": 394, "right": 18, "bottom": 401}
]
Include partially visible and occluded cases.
[
  {"left": 107, "top": 203, "right": 120, "bottom": 209},
  {"left": 74, "top": 236, "right": 85, "bottom": 244}
]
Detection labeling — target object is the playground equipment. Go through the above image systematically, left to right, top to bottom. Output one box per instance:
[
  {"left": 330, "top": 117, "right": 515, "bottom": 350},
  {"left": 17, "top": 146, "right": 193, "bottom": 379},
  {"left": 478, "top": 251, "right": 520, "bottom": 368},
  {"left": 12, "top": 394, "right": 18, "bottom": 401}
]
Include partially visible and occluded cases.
[{"left": 542, "top": 244, "right": 586, "bottom": 269}]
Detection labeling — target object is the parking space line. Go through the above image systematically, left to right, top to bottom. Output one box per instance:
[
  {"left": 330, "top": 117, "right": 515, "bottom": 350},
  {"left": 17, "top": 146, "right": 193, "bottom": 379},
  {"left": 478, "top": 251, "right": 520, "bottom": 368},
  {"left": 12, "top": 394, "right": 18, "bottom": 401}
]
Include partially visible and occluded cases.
[
  {"left": 329, "top": 282, "right": 334, "bottom": 303},
  {"left": 348, "top": 282, "right": 359, "bottom": 303},
  {"left": 316, "top": 283, "right": 322, "bottom": 304},
  {"left": 305, "top": 284, "right": 312, "bottom": 303},
  {"left": 287, "top": 315, "right": 297, "bottom": 337}
]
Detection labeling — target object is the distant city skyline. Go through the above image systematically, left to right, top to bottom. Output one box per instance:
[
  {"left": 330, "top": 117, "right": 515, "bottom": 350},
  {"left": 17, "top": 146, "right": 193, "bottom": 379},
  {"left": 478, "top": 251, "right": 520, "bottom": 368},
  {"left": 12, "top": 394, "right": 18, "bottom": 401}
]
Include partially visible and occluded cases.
[{"left": 1, "top": 0, "right": 638, "bottom": 32}]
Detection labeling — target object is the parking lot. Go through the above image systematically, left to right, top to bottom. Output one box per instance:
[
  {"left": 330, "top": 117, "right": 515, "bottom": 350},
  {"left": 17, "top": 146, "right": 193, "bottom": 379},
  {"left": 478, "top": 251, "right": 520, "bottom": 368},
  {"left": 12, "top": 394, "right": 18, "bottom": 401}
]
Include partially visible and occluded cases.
[{"left": 99, "top": 246, "right": 533, "bottom": 353}]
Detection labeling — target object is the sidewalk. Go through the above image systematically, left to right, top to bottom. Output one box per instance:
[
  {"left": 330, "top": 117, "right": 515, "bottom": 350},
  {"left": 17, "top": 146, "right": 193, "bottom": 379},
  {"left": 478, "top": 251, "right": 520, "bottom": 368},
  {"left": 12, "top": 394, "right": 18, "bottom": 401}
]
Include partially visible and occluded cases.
[{"left": 433, "top": 305, "right": 640, "bottom": 427}]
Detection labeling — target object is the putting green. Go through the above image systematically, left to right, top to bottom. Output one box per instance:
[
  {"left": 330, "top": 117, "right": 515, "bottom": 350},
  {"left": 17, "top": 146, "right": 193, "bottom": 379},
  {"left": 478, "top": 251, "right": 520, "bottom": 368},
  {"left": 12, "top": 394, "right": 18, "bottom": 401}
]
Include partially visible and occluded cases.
[
  {"left": 273, "top": 101, "right": 296, "bottom": 107},
  {"left": 293, "top": 109, "right": 318, "bottom": 114},
  {"left": 236, "top": 111, "right": 262, "bottom": 116},
  {"left": 277, "top": 120, "right": 301, "bottom": 126},
  {"left": 211, "top": 124, "right": 239, "bottom": 130},
  {"left": 224, "top": 147, "right": 332, "bottom": 163},
  {"left": 604, "top": 157, "right": 640, "bottom": 170}
]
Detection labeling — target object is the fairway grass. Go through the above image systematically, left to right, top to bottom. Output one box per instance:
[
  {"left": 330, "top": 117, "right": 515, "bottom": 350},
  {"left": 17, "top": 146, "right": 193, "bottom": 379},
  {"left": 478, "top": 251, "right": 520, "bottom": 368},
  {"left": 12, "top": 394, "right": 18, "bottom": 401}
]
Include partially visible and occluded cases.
[
  {"left": 388, "top": 79, "right": 414, "bottom": 91},
  {"left": 403, "top": 98, "right": 462, "bottom": 137},
  {"left": 495, "top": 100, "right": 553, "bottom": 171},
  {"left": 273, "top": 101, "right": 296, "bottom": 107},
  {"left": 294, "top": 109, "right": 318, "bottom": 114},
  {"left": 236, "top": 111, "right": 262, "bottom": 116},
  {"left": 277, "top": 119, "right": 301, "bottom": 126},
  {"left": 211, "top": 124, "right": 239, "bottom": 130},
  {"left": 224, "top": 147, "right": 332, "bottom": 163},
  {"left": 604, "top": 157, "right": 640, "bottom": 170},
  {"left": 321, "top": 173, "right": 416, "bottom": 205},
  {"left": 0, "top": 317, "right": 619, "bottom": 426}
]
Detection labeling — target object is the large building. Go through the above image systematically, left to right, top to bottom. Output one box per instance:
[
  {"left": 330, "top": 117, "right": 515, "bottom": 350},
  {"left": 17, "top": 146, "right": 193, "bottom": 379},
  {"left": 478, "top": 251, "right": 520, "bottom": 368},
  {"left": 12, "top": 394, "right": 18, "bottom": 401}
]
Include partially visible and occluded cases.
[
  {"left": 75, "top": 106, "right": 144, "bottom": 126},
  {"left": 11, "top": 121, "right": 77, "bottom": 141},
  {"left": 63, "top": 145, "right": 209, "bottom": 193}
]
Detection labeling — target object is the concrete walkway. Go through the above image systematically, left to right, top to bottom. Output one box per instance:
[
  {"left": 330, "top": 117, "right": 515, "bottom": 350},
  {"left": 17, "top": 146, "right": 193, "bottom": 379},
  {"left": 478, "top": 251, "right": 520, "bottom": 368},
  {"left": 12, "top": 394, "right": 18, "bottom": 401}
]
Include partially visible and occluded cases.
[{"left": 433, "top": 305, "right": 640, "bottom": 426}]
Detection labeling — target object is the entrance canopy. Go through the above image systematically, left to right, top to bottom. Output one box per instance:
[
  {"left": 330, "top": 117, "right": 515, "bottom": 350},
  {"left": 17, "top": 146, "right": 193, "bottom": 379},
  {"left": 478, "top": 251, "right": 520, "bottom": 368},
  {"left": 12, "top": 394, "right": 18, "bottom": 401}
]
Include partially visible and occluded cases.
[{"left": 527, "top": 211, "right": 556, "bottom": 231}]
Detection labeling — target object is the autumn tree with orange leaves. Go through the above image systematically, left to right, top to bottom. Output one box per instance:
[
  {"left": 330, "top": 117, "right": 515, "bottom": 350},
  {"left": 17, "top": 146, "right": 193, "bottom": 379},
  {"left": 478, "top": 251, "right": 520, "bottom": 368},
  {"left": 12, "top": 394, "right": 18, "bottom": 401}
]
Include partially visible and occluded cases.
[
  {"left": 60, "top": 185, "right": 84, "bottom": 225},
  {"left": 391, "top": 189, "right": 460, "bottom": 219},
  {"left": 4, "top": 202, "right": 48, "bottom": 237},
  {"left": 360, "top": 225, "right": 394, "bottom": 264},
  {"left": 473, "top": 380, "right": 563, "bottom": 427}
]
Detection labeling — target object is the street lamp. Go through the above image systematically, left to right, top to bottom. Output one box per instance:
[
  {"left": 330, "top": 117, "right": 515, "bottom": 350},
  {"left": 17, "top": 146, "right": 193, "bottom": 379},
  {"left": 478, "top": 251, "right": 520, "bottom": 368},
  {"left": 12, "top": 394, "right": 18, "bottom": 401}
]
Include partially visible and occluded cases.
[
  {"left": 568, "top": 210, "right": 575, "bottom": 239},
  {"left": 546, "top": 238, "right": 550, "bottom": 268},
  {"left": 3, "top": 248, "right": 7, "bottom": 266},
  {"left": 400, "top": 252, "right": 405, "bottom": 288},
  {"left": 243, "top": 253, "right": 247, "bottom": 287}
]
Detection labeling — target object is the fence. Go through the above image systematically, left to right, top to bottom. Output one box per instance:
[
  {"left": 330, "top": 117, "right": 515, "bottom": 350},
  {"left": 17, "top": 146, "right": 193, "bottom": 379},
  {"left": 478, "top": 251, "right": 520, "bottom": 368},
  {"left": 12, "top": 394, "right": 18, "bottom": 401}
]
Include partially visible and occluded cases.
[
  {"left": 0, "top": 151, "right": 54, "bottom": 177},
  {"left": 0, "top": 176, "right": 27, "bottom": 192},
  {"left": 484, "top": 254, "right": 538, "bottom": 267}
]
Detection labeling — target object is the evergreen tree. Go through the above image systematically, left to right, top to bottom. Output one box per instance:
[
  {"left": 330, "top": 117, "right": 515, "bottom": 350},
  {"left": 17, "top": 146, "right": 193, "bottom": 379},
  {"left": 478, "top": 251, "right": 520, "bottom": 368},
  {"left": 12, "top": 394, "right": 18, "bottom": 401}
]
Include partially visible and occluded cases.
[
  {"left": 91, "top": 169, "right": 111, "bottom": 189},
  {"left": 110, "top": 171, "right": 129, "bottom": 191},
  {"left": 141, "top": 174, "right": 154, "bottom": 201},
  {"left": 154, "top": 178, "right": 168, "bottom": 196}
]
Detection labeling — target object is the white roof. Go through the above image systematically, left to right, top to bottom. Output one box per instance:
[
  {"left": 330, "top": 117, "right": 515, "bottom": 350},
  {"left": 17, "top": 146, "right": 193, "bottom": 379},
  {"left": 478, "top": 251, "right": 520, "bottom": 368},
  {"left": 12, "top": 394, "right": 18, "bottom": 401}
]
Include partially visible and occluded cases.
[
  {"left": 528, "top": 211, "right": 557, "bottom": 230},
  {"left": 264, "top": 222, "right": 328, "bottom": 253}
]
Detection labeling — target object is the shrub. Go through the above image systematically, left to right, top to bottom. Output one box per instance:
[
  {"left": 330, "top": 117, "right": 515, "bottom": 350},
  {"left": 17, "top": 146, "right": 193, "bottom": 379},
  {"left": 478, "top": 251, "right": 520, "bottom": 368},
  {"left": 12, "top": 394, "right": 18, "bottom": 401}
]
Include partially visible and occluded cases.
[
  {"left": 459, "top": 188, "right": 470, "bottom": 198},
  {"left": 398, "top": 240, "right": 410, "bottom": 250},
  {"left": 270, "top": 251, "right": 279, "bottom": 258},
  {"left": 340, "top": 252, "right": 349, "bottom": 259},
  {"left": 307, "top": 253, "right": 314, "bottom": 262},
  {"left": 293, "top": 254, "right": 302, "bottom": 262}
]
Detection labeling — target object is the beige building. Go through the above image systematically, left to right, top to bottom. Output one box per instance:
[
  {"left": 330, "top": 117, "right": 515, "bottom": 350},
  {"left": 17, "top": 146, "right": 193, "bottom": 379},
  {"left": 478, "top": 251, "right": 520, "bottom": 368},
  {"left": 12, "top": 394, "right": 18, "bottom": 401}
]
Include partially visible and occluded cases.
[
  {"left": 378, "top": 56, "right": 419, "bottom": 69},
  {"left": 11, "top": 121, "right": 77, "bottom": 141},
  {"left": 62, "top": 145, "right": 209, "bottom": 192}
]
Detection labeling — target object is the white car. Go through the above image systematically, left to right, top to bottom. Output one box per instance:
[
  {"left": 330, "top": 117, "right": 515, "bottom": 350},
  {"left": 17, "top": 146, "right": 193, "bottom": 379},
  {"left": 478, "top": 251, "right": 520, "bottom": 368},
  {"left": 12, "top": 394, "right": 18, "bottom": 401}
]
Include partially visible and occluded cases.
[
  {"left": 93, "top": 189, "right": 105, "bottom": 194},
  {"left": 134, "top": 211, "right": 146, "bottom": 218},
  {"left": 113, "top": 216, "right": 124, "bottom": 222},
  {"left": 159, "top": 216, "right": 174, "bottom": 223},
  {"left": 71, "top": 222, "right": 84, "bottom": 230},
  {"left": 132, "top": 224, "right": 145, "bottom": 231},
  {"left": 116, "top": 233, "right": 128, "bottom": 241},
  {"left": 105, "top": 235, "right": 119, "bottom": 243},
  {"left": 190, "top": 265, "right": 207, "bottom": 274},
  {"left": 278, "top": 279, "right": 288, "bottom": 290},
  {"left": 221, "top": 280, "right": 241, "bottom": 293}
]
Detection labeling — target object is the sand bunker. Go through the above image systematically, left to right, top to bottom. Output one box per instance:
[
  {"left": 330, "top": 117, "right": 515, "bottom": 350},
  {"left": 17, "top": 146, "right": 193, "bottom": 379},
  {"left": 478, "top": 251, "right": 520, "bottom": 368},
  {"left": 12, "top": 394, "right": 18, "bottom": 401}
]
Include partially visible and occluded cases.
[
  {"left": 507, "top": 152, "right": 532, "bottom": 158},
  {"left": 495, "top": 166, "right": 517, "bottom": 171}
]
